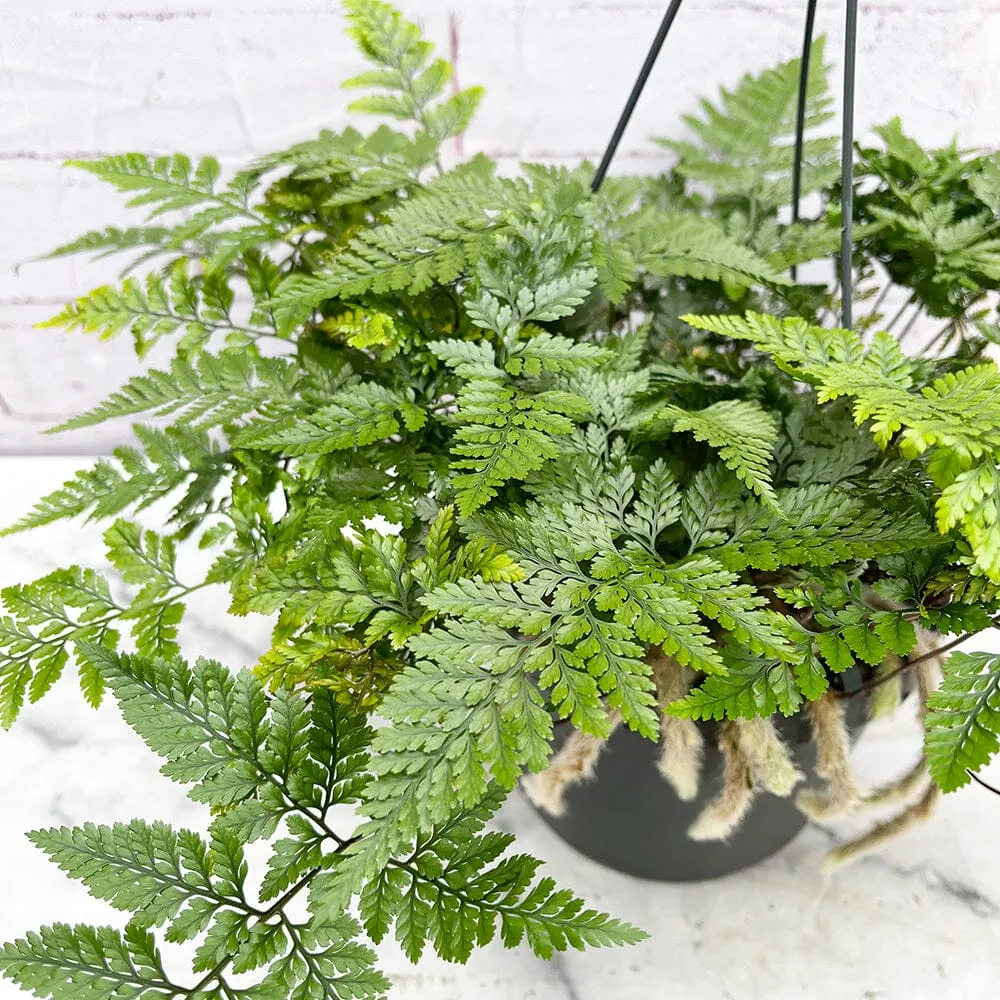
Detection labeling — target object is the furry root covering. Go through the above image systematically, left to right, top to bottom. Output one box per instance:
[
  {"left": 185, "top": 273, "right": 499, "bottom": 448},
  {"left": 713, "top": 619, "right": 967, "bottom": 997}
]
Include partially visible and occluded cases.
[
  {"left": 522, "top": 633, "right": 946, "bottom": 871},
  {"left": 818, "top": 636, "right": 944, "bottom": 870},
  {"left": 650, "top": 653, "right": 704, "bottom": 801},
  {"left": 796, "top": 694, "right": 860, "bottom": 821},
  {"left": 520, "top": 709, "right": 622, "bottom": 817},
  {"left": 687, "top": 721, "right": 756, "bottom": 841}
]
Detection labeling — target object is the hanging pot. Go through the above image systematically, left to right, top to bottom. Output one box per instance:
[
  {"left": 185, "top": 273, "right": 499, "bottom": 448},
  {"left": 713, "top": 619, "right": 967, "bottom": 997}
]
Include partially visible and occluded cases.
[{"left": 526, "top": 693, "right": 873, "bottom": 882}]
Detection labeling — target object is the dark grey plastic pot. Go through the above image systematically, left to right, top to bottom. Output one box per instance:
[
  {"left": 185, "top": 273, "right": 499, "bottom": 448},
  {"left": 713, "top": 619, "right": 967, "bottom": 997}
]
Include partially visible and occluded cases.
[{"left": 529, "top": 699, "right": 871, "bottom": 882}]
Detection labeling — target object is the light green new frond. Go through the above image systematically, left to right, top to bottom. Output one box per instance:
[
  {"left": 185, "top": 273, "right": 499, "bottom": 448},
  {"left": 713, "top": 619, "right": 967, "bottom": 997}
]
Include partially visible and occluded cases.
[
  {"left": 343, "top": 0, "right": 483, "bottom": 143},
  {"left": 256, "top": 125, "right": 433, "bottom": 203},
  {"left": 66, "top": 154, "right": 256, "bottom": 219},
  {"left": 39, "top": 263, "right": 271, "bottom": 359},
  {"left": 682, "top": 312, "right": 864, "bottom": 374},
  {"left": 686, "top": 313, "right": 1000, "bottom": 577},
  {"left": 235, "top": 383, "right": 427, "bottom": 456},
  {"left": 665, "top": 399, "right": 781, "bottom": 509},
  {"left": 2, "top": 428, "right": 229, "bottom": 540},
  {"left": 937, "top": 463, "right": 1000, "bottom": 580},
  {"left": 0, "top": 568, "right": 124, "bottom": 727},
  {"left": 926, "top": 651, "right": 1000, "bottom": 791},
  {"left": 0, "top": 924, "right": 178, "bottom": 1000}
]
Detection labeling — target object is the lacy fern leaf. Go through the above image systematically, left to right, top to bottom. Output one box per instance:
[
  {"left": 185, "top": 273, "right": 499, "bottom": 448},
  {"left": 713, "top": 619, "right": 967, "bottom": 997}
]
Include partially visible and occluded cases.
[
  {"left": 50, "top": 352, "right": 299, "bottom": 433},
  {"left": 664, "top": 399, "right": 781, "bottom": 510},
  {"left": 926, "top": 651, "right": 1000, "bottom": 791}
]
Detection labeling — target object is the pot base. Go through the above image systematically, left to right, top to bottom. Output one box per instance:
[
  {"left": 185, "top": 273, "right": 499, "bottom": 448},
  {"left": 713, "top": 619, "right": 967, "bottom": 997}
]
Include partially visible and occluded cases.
[{"left": 528, "top": 720, "right": 818, "bottom": 882}]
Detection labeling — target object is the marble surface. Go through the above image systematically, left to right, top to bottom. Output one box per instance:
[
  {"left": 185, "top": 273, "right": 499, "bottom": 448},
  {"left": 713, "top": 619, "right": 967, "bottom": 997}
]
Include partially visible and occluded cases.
[{"left": 2, "top": 457, "right": 1000, "bottom": 1000}]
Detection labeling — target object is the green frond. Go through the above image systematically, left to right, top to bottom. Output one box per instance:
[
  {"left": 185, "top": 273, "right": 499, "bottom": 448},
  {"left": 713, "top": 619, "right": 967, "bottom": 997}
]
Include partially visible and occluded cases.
[
  {"left": 343, "top": 0, "right": 482, "bottom": 143},
  {"left": 657, "top": 37, "right": 836, "bottom": 210},
  {"left": 66, "top": 154, "right": 248, "bottom": 218},
  {"left": 279, "top": 160, "right": 508, "bottom": 304},
  {"left": 628, "top": 213, "right": 792, "bottom": 289},
  {"left": 39, "top": 262, "right": 273, "bottom": 359},
  {"left": 686, "top": 312, "right": 1000, "bottom": 578},
  {"left": 50, "top": 352, "right": 299, "bottom": 434},
  {"left": 449, "top": 380, "right": 590, "bottom": 515},
  {"left": 235, "top": 383, "right": 427, "bottom": 456},
  {"left": 664, "top": 399, "right": 781, "bottom": 510},
  {"left": 715, "top": 485, "right": 936, "bottom": 572},
  {"left": 0, "top": 567, "right": 129, "bottom": 727},
  {"left": 667, "top": 642, "right": 802, "bottom": 721},
  {"left": 926, "top": 651, "right": 1000, "bottom": 791},
  {"left": 353, "top": 785, "right": 647, "bottom": 963},
  {"left": 28, "top": 822, "right": 245, "bottom": 933},
  {"left": 0, "top": 924, "right": 178, "bottom": 1000}
]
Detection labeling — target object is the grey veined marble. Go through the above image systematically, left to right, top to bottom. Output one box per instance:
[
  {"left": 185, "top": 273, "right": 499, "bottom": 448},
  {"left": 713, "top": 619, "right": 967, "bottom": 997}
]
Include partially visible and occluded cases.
[{"left": 2, "top": 458, "right": 1000, "bottom": 1000}]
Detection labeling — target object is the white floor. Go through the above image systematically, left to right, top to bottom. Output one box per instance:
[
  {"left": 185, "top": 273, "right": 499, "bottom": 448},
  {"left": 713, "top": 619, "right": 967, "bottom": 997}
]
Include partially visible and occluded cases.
[{"left": 2, "top": 457, "right": 1000, "bottom": 1000}]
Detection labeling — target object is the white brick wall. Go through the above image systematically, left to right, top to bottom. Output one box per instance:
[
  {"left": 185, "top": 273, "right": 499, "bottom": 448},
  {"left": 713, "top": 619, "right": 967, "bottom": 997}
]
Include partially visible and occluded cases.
[{"left": 2, "top": 1, "right": 999, "bottom": 453}]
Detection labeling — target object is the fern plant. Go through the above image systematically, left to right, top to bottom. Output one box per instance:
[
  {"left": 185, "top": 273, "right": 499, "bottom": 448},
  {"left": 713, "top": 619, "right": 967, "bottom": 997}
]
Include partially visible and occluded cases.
[{"left": 3, "top": 2, "right": 1000, "bottom": 996}]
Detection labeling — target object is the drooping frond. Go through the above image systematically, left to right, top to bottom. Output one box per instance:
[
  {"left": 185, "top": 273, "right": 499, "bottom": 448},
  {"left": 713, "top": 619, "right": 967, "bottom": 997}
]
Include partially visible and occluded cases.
[
  {"left": 686, "top": 312, "right": 1000, "bottom": 578},
  {"left": 49, "top": 352, "right": 299, "bottom": 433},
  {"left": 664, "top": 399, "right": 781, "bottom": 509},
  {"left": 925, "top": 651, "right": 1000, "bottom": 791}
]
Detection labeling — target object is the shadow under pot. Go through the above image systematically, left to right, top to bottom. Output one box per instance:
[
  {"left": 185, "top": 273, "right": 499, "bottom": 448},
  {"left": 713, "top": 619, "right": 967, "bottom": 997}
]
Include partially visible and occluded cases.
[{"left": 526, "top": 695, "right": 872, "bottom": 882}]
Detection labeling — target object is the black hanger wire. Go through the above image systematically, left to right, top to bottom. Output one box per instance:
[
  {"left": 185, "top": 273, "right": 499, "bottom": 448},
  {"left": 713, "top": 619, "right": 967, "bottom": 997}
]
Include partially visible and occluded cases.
[{"left": 590, "top": 0, "right": 861, "bottom": 329}]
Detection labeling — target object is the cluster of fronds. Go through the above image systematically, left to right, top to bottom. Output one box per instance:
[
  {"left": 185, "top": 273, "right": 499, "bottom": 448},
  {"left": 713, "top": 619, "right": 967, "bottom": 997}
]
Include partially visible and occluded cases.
[{"left": 3, "top": 3, "right": 1000, "bottom": 998}]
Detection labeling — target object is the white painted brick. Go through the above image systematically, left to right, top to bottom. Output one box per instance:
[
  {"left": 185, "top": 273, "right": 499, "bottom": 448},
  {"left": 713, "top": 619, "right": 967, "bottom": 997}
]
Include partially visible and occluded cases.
[
  {"left": 3, "top": 0, "right": 1000, "bottom": 454},
  {"left": 461, "top": 7, "right": 1000, "bottom": 161},
  {"left": 0, "top": 303, "right": 149, "bottom": 417}
]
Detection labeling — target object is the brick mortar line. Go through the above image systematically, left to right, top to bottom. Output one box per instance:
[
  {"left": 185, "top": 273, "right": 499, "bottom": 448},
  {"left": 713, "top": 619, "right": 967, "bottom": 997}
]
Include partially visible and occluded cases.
[{"left": 0, "top": 3, "right": 996, "bottom": 19}]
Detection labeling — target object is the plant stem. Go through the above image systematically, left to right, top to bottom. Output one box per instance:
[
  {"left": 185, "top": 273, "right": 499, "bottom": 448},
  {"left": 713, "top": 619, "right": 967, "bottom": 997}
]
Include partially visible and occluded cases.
[
  {"left": 896, "top": 304, "right": 923, "bottom": 343},
  {"left": 926, "top": 317, "right": 960, "bottom": 354},
  {"left": 837, "top": 619, "right": 1000, "bottom": 700},
  {"left": 967, "top": 769, "right": 1000, "bottom": 797}
]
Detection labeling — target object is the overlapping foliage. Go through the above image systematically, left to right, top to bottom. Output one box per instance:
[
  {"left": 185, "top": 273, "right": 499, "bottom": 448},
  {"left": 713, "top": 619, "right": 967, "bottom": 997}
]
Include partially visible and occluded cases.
[{"left": 2, "top": 2, "right": 1000, "bottom": 998}]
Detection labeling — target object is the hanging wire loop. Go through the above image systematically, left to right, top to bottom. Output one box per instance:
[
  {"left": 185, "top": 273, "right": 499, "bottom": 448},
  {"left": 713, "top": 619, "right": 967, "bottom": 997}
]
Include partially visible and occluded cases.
[
  {"left": 591, "top": 0, "right": 686, "bottom": 193},
  {"left": 790, "top": 0, "right": 820, "bottom": 281},
  {"left": 840, "top": 0, "right": 860, "bottom": 328}
]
